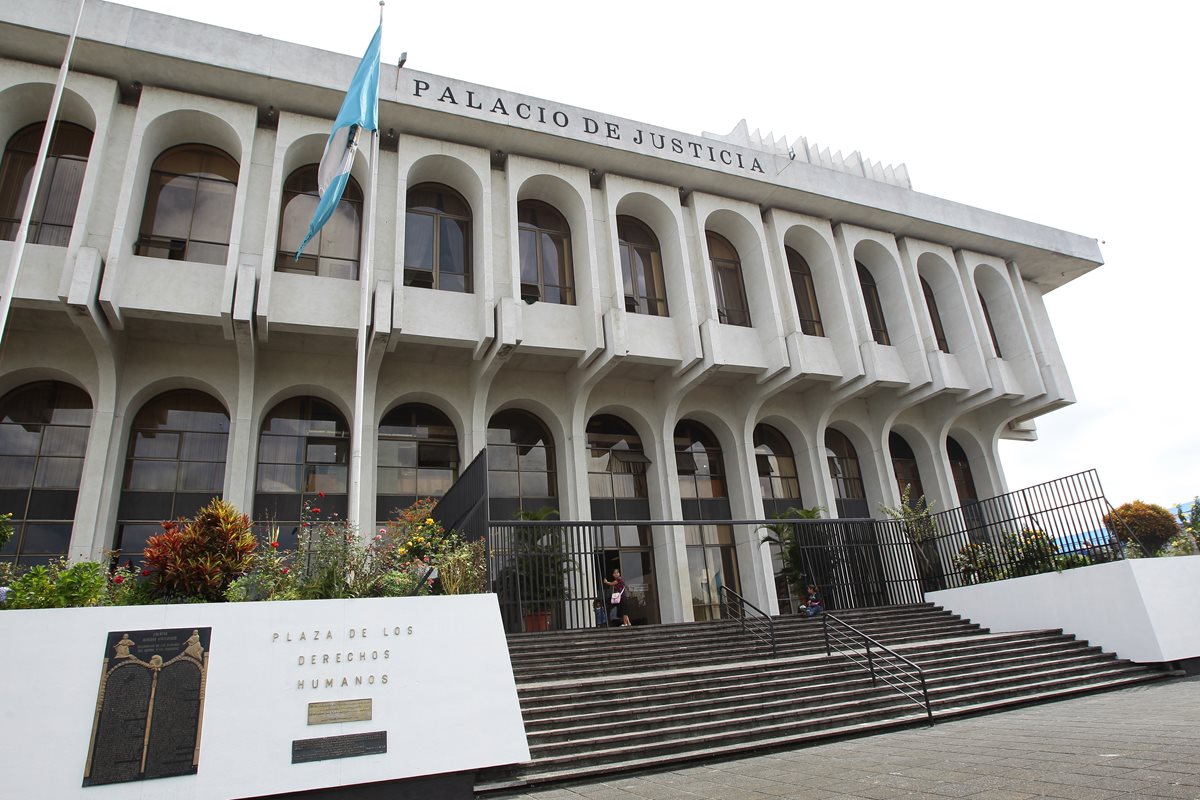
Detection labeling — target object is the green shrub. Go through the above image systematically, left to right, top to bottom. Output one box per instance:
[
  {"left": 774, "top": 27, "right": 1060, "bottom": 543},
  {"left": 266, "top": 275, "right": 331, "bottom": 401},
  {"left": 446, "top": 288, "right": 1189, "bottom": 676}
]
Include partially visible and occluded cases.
[
  {"left": 1104, "top": 500, "right": 1182, "bottom": 556},
  {"left": 6, "top": 559, "right": 107, "bottom": 609}
]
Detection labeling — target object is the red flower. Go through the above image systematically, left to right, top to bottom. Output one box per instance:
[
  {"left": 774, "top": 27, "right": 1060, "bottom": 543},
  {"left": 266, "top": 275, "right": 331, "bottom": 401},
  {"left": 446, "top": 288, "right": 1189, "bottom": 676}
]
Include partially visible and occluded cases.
[
  {"left": 318, "top": 491, "right": 326, "bottom": 498},
  {"left": 311, "top": 507, "right": 321, "bottom": 514},
  {"left": 270, "top": 541, "right": 280, "bottom": 549},
  {"left": 281, "top": 567, "right": 290, "bottom": 575},
  {"left": 141, "top": 569, "right": 150, "bottom": 577},
  {"left": 113, "top": 575, "right": 125, "bottom": 584}
]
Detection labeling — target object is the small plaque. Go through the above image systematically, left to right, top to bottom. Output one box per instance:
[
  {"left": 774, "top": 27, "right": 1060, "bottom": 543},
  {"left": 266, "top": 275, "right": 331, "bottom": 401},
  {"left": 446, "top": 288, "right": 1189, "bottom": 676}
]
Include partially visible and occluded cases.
[
  {"left": 307, "top": 698, "right": 373, "bottom": 725},
  {"left": 291, "top": 731, "right": 387, "bottom": 764}
]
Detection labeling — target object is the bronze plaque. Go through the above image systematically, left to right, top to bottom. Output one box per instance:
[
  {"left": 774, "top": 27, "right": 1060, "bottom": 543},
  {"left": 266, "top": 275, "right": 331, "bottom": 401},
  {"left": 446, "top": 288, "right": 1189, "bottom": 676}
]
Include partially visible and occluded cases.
[
  {"left": 83, "top": 628, "right": 211, "bottom": 787},
  {"left": 308, "top": 698, "right": 373, "bottom": 725},
  {"left": 292, "top": 731, "right": 387, "bottom": 764}
]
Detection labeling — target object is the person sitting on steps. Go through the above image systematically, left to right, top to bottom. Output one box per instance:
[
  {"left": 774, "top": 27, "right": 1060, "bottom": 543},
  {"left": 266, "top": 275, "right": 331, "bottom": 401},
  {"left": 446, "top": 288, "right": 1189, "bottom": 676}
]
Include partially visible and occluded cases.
[{"left": 803, "top": 584, "right": 824, "bottom": 617}]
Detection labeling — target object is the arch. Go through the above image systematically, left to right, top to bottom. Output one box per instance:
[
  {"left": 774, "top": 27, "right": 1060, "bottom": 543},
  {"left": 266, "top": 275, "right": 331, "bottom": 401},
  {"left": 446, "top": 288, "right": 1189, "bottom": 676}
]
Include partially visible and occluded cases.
[
  {"left": 0, "top": 82, "right": 97, "bottom": 154},
  {"left": 0, "top": 120, "right": 94, "bottom": 246},
  {"left": 135, "top": 142, "right": 239, "bottom": 265},
  {"left": 275, "top": 163, "right": 363, "bottom": 280},
  {"left": 516, "top": 172, "right": 590, "bottom": 306},
  {"left": 404, "top": 182, "right": 472, "bottom": 292},
  {"left": 613, "top": 190, "right": 686, "bottom": 318},
  {"left": 516, "top": 198, "right": 574, "bottom": 305},
  {"left": 615, "top": 216, "right": 668, "bottom": 316},
  {"left": 704, "top": 230, "right": 750, "bottom": 327},
  {"left": 784, "top": 246, "right": 824, "bottom": 336},
  {"left": 916, "top": 251, "right": 964, "bottom": 354},
  {"left": 855, "top": 260, "right": 890, "bottom": 345},
  {"left": 973, "top": 263, "right": 1021, "bottom": 360},
  {"left": 0, "top": 380, "right": 93, "bottom": 566},
  {"left": 114, "top": 389, "right": 231, "bottom": 561},
  {"left": 253, "top": 396, "right": 350, "bottom": 541},
  {"left": 376, "top": 402, "right": 459, "bottom": 522},
  {"left": 487, "top": 408, "right": 558, "bottom": 520},
  {"left": 586, "top": 413, "right": 651, "bottom": 505},
  {"left": 675, "top": 418, "right": 740, "bottom": 619},
  {"left": 753, "top": 423, "right": 803, "bottom": 511},
  {"left": 824, "top": 427, "right": 868, "bottom": 518},
  {"left": 887, "top": 430, "right": 926, "bottom": 504},
  {"left": 946, "top": 434, "right": 981, "bottom": 506}
]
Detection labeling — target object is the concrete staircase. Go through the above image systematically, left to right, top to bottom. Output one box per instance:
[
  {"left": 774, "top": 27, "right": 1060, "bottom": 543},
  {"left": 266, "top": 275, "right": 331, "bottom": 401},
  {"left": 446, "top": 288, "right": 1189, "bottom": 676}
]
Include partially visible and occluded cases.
[{"left": 478, "top": 603, "right": 1172, "bottom": 791}]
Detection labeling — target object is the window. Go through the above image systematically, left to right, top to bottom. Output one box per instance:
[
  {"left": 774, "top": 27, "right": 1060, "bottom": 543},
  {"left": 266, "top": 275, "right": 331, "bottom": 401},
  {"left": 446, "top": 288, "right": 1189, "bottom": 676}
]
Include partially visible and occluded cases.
[
  {"left": 0, "top": 121, "right": 92, "bottom": 246},
  {"left": 137, "top": 144, "right": 238, "bottom": 265},
  {"left": 276, "top": 164, "right": 363, "bottom": 280},
  {"left": 404, "top": 183, "right": 471, "bottom": 292},
  {"left": 517, "top": 200, "right": 574, "bottom": 304},
  {"left": 616, "top": 216, "right": 668, "bottom": 316},
  {"left": 705, "top": 231, "right": 750, "bottom": 327},
  {"left": 786, "top": 247, "right": 824, "bottom": 337},
  {"left": 856, "top": 262, "right": 890, "bottom": 345},
  {"left": 921, "top": 278, "right": 950, "bottom": 353},
  {"left": 979, "top": 291, "right": 1003, "bottom": 358},
  {"left": 0, "top": 381, "right": 92, "bottom": 566},
  {"left": 115, "top": 390, "right": 230, "bottom": 562},
  {"left": 254, "top": 397, "right": 349, "bottom": 542},
  {"left": 377, "top": 403, "right": 459, "bottom": 522},
  {"left": 487, "top": 409, "right": 557, "bottom": 519},
  {"left": 586, "top": 414, "right": 649, "bottom": 501},
  {"left": 675, "top": 420, "right": 739, "bottom": 621},
  {"left": 754, "top": 424, "right": 802, "bottom": 506},
  {"left": 825, "top": 428, "right": 867, "bottom": 518},
  {"left": 888, "top": 432, "right": 925, "bottom": 504},
  {"left": 947, "top": 437, "right": 979, "bottom": 505}
]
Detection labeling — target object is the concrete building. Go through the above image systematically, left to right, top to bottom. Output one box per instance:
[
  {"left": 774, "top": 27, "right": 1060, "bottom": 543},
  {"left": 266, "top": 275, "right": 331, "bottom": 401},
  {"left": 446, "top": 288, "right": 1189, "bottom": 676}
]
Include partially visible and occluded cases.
[{"left": 0, "top": 1, "right": 1101, "bottom": 624}]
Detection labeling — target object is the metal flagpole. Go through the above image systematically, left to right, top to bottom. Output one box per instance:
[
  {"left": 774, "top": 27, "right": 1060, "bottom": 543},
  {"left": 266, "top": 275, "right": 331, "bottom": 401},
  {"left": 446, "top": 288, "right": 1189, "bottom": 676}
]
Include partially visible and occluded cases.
[
  {"left": 0, "top": 0, "right": 87, "bottom": 348},
  {"left": 348, "top": 2, "right": 384, "bottom": 529}
]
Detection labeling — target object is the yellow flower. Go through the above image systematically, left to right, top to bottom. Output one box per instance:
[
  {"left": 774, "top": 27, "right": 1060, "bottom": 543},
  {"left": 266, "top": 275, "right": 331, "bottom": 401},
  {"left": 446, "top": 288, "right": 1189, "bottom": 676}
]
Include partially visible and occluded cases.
[
  {"left": 425, "top": 518, "right": 434, "bottom": 525},
  {"left": 399, "top": 547, "right": 407, "bottom": 554}
]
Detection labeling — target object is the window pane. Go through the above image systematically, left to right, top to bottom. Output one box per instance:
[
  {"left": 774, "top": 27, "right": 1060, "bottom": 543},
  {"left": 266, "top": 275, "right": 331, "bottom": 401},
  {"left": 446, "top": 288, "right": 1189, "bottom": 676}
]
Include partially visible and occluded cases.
[
  {"left": 141, "top": 173, "right": 196, "bottom": 240},
  {"left": 278, "top": 192, "right": 316, "bottom": 254},
  {"left": 322, "top": 199, "right": 361, "bottom": 261},
  {"left": 404, "top": 212, "right": 434, "bottom": 269},
  {"left": 439, "top": 217, "right": 467, "bottom": 273},
  {"left": 518, "top": 229, "right": 538, "bottom": 284},
  {"left": 540, "top": 232, "right": 561, "bottom": 287},
  {"left": 0, "top": 424, "right": 40, "bottom": 456},
  {"left": 133, "top": 431, "right": 179, "bottom": 459},
  {"left": 179, "top": 432, "right": 228, "bottom": 461},
  {"left": 306, "top": 439, "right": 348, "bottom": 464},
  {"left": 377, "top": 439, "right": 417, "bottom": 468},
  {"left": 488, "top": 444, "right": 518, "bottom": 470},
  {"left": 518, "top": 445, "right": 548, "bottom": 471},
  {"left": 0, "top": 456, "right": 36, "bottom": 486},
  {"left": 33, "top": 456, "right": 84, "bottom": 488},
  {"left": 126, "top": 460, "right": 178, "bottom": 492},
  {"left": 179, "top": 461, "right": 225, "bottom": 491},
  {"left": 257, "top": 464, "right": 302, "bottom": 493},
  {"left": 306, "top": 464, "right": 347, "bottom": 493},
  {"left": 376, "top": 466, "right": 415, "bottom": 495},
  {"left": 416, "top": 469, "right": 453, "bottom": 496},
  {"left": 490, "top": 471, "right": 519, "bottom": 497},
  {"left": 519, "top": 472, "right": 550, "bottom": 497},
  {"left": 20, "top": 523, "right": 71, "bottom": 555}
]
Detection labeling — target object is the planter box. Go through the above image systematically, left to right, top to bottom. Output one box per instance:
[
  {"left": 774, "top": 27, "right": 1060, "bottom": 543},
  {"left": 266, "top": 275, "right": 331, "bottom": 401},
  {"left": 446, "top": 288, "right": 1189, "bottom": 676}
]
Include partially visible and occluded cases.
[
  {"left": 927, "top": 556, "right": 1200, "bottom": 664},
  {"left": 0, "top": 594, "right": 529, "bottom": 799}
]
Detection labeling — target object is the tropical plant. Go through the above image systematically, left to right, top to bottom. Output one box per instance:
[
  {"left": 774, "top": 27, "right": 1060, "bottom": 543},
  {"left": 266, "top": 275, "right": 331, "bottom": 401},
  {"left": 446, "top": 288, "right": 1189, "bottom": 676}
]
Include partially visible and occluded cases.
[
  {"left": 881, "top": 488, "right": 943, "bottom": 589},
  {"left": 142, "top": 498, "right": 257, "bottom": 601},
  {"left": 1103, "top": 500, "right": 1182, "bottom": 557},
  {"left": 758, "top": 506, "right": 824, "bottom": 598},
  {"left": 495, "top": 507, "right": 574, "bottom": 615},
  {"left": 0, "top": 511, "right": 13, "bottom": 551},
  {"left": 225, "top": 523, "right": 298, "bottom": 602},
  {"left": 438, "top": 538, "right": 487, "bottom": 595},
  {"left": 952, "top": 542, "right": 1001, "bottom": 584},
  {"left": 4, "top": 559, "right": 108, "bottom": 609}
]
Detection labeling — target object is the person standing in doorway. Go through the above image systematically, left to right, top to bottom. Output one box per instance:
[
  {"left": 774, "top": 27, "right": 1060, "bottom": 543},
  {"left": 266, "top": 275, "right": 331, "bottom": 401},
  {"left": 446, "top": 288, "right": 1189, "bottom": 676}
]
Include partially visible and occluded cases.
[{"left": 603, "top": 568, "right": 632, "bottom": 627}]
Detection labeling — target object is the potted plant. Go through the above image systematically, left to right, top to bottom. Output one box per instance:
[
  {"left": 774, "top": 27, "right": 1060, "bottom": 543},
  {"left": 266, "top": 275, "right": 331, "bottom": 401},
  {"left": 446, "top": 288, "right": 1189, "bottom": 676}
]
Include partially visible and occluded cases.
[{"left": 494, "top": 508, "right": 575, "bottom": 632}]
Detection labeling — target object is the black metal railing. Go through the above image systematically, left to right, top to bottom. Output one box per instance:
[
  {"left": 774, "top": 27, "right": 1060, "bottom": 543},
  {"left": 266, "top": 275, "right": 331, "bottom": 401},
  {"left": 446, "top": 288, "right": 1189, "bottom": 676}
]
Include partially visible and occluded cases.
[
  {"left": 431, "top": 449, "right": 488, "bottom": 543},
  {"left": 903, "top": 469, "right": 1124, "bottom": 590},
  {"left": 718, "top": 584, "right": 776, "bottom": 656},
  {"left": 823, "top": 612, "right": 932, "bottom": 724}
]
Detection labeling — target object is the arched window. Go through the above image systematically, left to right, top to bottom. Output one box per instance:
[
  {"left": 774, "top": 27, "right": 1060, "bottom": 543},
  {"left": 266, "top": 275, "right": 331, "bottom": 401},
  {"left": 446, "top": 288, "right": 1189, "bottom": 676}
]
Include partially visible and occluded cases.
[
  {"left": 0, "top": 121, "right": 93, "bottom": 246},
  {"left": 137, "top": 144, "right": 238, "bottom": 265},
  {"left": 276, "top": 164, "right": 363, "bottom": 280},
  {"left": 404, "top": 183, "right": 471, "bottom": 292},
  {"left": 517, "top": 200, "right": 574, "bottom": 305},
  {"left": 616, "top": 216, "right": 668, "bottom": 316},
  {"left": 706, "top": 231, "right": 751, "bottom": 327},
  {"left": 786, "top": 247, "right": 824, "bottom": 337},
  {"left": 856, "top": 262, "right": 890, "bottom": 345},
  {"left": 921, "top": 278, "right": 950, "bottom": 353},
  {"left": 978, "top": 291, "right": 1003, "bottom": 358},
  {"left": 0, "top": 381, "right": 92, "bottom": 566},
  {"left": 115, "top": 390, "right": 230, "bottom": 561},
  {"left": 254, "top": 397, "right": 349, "bottom": 542},
  {"left": 377, "top": 403, "right": 459, "bottom": 522},
  {"left": 487, "top": 409, "right": 557, "bottom": 520},
  {"left": 587, "top": 414, "right": 650, "bottom": 510},
  {"left": 675, "top": 420, "right": 739, "bottom": 621},
  {"left": 754, "top": 424, "right": 802, "bottom": 514},
  {"left": 825, "top": 428, "right": 867, "bottom": 518},
  {"left": 888, "top": 431, "right": 925, "bottom": 505},
  {"left": 946, "top": 437, "right": 979, "bottom": 506}
]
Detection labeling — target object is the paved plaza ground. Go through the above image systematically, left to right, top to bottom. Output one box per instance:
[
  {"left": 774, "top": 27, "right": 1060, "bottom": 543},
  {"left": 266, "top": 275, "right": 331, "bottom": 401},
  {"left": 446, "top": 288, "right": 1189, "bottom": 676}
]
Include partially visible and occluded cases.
[{"left": 491, "top": 675, "right": 1200, "bottom": 800}]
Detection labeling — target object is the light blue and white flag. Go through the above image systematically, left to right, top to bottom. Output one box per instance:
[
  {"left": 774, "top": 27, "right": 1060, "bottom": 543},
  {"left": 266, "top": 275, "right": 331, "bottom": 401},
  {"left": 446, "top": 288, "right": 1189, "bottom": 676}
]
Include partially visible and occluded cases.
[{"left": 296, "top": 24, "right": 382, "bottom": 260}]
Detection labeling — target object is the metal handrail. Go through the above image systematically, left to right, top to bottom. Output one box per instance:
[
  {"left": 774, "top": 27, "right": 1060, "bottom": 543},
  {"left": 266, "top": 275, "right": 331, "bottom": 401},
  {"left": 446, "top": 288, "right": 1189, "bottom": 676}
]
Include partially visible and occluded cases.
[
  {"left": 718, "top": 585, "right": 776, "bottom": 657},
  {"left": 822, "top": 612, "right": 933, "bottom": 725}
]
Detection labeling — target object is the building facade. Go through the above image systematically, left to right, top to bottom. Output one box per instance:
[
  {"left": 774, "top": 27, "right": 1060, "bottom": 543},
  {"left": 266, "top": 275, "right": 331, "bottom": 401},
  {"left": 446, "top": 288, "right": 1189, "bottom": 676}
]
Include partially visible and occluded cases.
[{"left": 0, "top": 1, "right": 1101, "bottom": 623}]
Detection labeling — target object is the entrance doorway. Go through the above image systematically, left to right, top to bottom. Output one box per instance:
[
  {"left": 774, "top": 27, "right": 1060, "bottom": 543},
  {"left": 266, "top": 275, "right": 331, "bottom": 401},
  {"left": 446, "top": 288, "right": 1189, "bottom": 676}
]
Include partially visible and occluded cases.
[{"left": 593, "top": 525, "right": 659, "bottom": 626}]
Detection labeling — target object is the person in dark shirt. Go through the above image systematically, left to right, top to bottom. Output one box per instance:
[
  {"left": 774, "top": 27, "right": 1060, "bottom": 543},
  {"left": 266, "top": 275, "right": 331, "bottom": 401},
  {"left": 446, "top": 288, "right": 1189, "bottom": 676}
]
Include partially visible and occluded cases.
[
  {"left": 603, "top": 568, "right": 631, "bottom": 627},
  {"left": 803, "top": 584, "right": 824, "bottom": 617}
]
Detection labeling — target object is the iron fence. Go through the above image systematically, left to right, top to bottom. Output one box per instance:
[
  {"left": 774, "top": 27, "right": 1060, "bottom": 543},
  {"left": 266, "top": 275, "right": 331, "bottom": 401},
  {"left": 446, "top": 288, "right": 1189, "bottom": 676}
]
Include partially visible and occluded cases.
[{"left": 430, "top": 449, "right": 488, "bottom": 543}]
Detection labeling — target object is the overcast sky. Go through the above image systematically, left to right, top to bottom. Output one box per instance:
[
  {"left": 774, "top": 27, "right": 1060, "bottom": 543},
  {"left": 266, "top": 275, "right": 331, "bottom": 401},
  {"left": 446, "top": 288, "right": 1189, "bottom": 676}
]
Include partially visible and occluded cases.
[{"left": 113, "top": 0, "right": 1198, "bottom": 508}]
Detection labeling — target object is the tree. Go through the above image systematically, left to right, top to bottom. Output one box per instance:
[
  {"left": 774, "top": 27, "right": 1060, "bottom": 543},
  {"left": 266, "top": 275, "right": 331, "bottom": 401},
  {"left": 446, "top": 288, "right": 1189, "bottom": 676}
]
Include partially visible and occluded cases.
[{"left": 1103, "top": 500, "right": 1182, "bottom": 557}]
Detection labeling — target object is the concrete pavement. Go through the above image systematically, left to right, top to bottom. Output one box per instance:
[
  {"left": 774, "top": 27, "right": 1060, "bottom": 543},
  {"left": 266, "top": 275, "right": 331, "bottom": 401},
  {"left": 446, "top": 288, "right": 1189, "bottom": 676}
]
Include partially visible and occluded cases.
[{"left": 489, "top": 675, "right": 1200, "bottom": 799}]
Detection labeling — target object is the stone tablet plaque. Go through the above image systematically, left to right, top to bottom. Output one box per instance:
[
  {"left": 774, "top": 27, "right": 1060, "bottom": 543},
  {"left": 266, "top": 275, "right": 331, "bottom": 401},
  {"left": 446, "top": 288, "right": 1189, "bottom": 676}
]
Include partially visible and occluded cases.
[
  {"left": 83, "top": 627, "right": 211, "bottom": 787},
  {"left": 308, "top": 698, "right": 373, "bottom": 725},
  {"left": 291, "top": 731, "right": 387, "bottom": 764}
]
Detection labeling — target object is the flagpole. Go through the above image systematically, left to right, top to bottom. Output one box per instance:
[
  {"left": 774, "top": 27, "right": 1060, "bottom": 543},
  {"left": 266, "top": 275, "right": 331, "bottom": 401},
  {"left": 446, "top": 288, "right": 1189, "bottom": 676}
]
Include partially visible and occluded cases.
[
  {"left": 0, "top": 0, "right": 86, "bottom": 348},
  {"left": 349, "top": 3, "right": 384, "bottom": 530}
]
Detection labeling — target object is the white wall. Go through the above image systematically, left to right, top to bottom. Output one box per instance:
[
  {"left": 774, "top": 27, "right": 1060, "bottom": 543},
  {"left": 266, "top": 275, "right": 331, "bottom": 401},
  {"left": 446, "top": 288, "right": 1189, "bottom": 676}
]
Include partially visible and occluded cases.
[
  {"left": 927, "top": 556, "right": 1200, "bottom": 664},
  {"left": 0, "top": 594, "right": 529, "bottom": 799}
]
